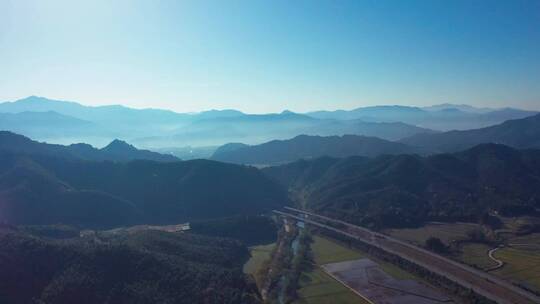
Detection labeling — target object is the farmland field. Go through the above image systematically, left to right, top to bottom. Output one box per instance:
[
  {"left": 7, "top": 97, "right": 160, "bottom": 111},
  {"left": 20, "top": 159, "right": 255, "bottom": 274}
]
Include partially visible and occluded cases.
[
  {"left": 385, "top": 222, "right": 479, "bottom": 246},
  {"left": 294, "top": 235, "right": 368, "bottom": 304},
  {"left": 294, "top": 235, "right": 425, "bottom": 304},
  {"left": 310, "top": 235, "right": 365, "bottom": 264},
  {"left": 243, "top": 243, "right": 275, "bottom": 274},
  {"left": 457, "top": 243, "right": 497, "bottom": 270},
  {"left": 492, "top": 247, "right": 540, "bottom": 293},
  {"left": 323, "top": 259, "right": 451, "bottom": 304},
  {"left": 294, "top": 268, "right": 368, "bottom": 304}
]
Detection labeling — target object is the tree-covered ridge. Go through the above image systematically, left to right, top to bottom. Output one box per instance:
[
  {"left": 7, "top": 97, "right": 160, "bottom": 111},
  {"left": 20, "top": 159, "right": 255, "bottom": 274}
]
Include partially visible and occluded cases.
[
  {"left": 401, "top": 113, "right": 540, "bottom": 152},
  {"left": 0, "top": 131, "right": 178, "bottom": 162},
  {"left": 211, "top": 134, "right": 427, "bottom": 166},
  {"left": 264, "top": 144, "right": 540, "bottom": 228},
  {"left": 0, "top": 150, "right": 288, "bottom": 228},
  {"left": 190, "top": 215, "right": 278, "bottom": 246},
  {"left": 0, "top": 226, "right": 260, "bottom": 304}
]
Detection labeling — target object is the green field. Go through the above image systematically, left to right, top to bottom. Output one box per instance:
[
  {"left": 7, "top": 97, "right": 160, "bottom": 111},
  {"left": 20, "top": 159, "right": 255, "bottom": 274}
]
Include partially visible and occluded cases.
[
  {"left": 385, "top": 222, "right": 479, "bottom": 246},
  {"left": 446, "top": 231, "right": 540, "bottom": 293},
  {"left": 505, "top": 232, "right": 540, "bottom": 248},
  {"left": 294, "top": 235, "right": 368, "bottom": 304},
  {"left": 294, "top": 235, "right": 420, "bottom": 303},
  {"left": 310, "top": 235, "right": 365, "bottom": 264},
  {"left": 243, "top": 243, "right": 275, "bottom": 274},
  {"left": 457, "top": 243, "right": 497, "bottom": 270},
  {"left": 493, "top": 247, "right": 540, "bottom": 292},
  {"left": 294, "top": 268, "right": 368, "bottom": 304}
]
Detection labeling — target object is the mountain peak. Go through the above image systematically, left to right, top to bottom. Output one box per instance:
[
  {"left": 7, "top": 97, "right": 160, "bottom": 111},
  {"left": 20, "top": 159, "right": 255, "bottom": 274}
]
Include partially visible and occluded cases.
[
  {"left": 17, "top": 96, "right": 49, "bottom": 103},
  {"left": 102, "top": 139, "right": 136, "bottom": 152}
]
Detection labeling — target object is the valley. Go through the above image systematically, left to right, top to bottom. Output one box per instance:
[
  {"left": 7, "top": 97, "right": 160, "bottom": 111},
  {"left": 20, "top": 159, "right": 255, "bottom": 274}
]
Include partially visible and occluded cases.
[
  {"left": 3, "top": 2, "right": 540, "bottom": 302},
  {"left": 273, "top": 208, "right": 540, "bottom": 304}
]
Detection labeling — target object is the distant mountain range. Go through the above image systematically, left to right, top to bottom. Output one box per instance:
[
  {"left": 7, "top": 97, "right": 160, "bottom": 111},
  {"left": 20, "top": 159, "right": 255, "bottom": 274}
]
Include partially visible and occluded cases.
[
  {"left": 2, "top": 96, "right": 535, "bottom": 149},
  {"left": 422, "top": 103, "right": 493, "bottom": 113},
  {"left": 307, "top": 105, "right": 537, "bottom": 131},
  {"left": 127, "top": 111, "right": 434, "bottom": 148},
  {"left": 212, "top": 113, "right": 540, "bottom": 165},
  {"left": 401, "top": 113, "right": 540, "bottom": 152},
  {"left": 0, "top": 131, "right": 178, "bottom": 162},
  {"left": 211, "top": 134, "right": 427, "bottom": 166},
  {"left": 263, "top": 144, "right": 540, "bottom": 229}
]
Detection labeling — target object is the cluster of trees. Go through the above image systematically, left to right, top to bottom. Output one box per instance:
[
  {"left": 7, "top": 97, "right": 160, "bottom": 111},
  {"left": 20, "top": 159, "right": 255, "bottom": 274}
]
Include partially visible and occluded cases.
[
  {"left": 0, "top": 150, "right": 287, "bottom": 228},
  {"left": 190, "top": 215, "right": 277, "bottom": 246},
  {"left": 254, "top": 222, "right": 311, "bottom": 303},
  {"left": 0, "top": 226, "right": 261, "bottom": 304},
  {"left": 257, "top": 226, "right": 296, "bottom": 302},
  {"left": 282, "top": 230, "right": 312, "bottom": 302},
  {"left": 425, "top": 237, "right": 449, "bottom": 254}
]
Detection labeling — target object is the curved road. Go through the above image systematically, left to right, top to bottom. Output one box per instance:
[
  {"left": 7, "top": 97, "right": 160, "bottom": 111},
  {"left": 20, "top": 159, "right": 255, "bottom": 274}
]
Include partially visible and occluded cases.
[{"left": 486, "top": 247, "right": 505, "bottom": 271}]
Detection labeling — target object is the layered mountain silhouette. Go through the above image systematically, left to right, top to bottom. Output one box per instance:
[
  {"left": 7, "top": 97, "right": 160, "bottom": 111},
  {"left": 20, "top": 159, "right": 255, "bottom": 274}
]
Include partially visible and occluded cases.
[
  {"left": 6, "top": 96, "right": 532, "bottom": 148},
  {"left": 7, "top": 96, "right": 533, "bottom": 149},
  {"left": 307, "top": 104, "right": 537, "bottom": 131},
  {"left": 131, "top": 111, "right": 434, "bottom": 148},
  {"left": 401, "top": 113, "right": 540, "bottom": 152},
  {"left": 0, "top": 131, "right": 178, "bottom": 162},
  {"left": 0, "top": 132, "right": 287, "bottom": 227},
  {"left": 212, "top": 134, "right": 428, "bottom": 165},
  {"left": 264, "top": 144, "right": 540, "bottom": 228}
]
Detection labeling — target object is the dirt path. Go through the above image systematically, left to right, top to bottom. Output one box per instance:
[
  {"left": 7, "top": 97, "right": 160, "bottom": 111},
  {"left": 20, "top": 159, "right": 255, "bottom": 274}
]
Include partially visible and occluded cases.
[{"left": 486, "top": 246, "right": 504, "bottom": 271}]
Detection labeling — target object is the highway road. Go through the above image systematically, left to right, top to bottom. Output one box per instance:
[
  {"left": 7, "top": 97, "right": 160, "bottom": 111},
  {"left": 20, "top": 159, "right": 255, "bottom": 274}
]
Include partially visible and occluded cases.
[{"left": 275, "top": 208, "right": 540, "bottom": 304}]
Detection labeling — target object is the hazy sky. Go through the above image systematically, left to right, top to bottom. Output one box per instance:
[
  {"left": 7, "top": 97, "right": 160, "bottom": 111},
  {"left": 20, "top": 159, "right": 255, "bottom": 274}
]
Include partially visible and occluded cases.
[{"left": 1, "top": 0, "right": 539, "bottom": 113}]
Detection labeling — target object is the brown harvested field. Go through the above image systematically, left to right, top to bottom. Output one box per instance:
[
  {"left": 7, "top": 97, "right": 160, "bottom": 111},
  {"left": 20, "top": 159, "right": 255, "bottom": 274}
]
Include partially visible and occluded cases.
[{"left": 322, "top": 258, "right": 451, "bottom": 304}]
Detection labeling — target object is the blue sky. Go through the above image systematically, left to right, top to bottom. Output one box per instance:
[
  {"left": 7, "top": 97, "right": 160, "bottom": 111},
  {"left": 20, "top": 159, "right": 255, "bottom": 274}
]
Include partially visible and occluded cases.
[{"left": 1, "top": 0, "right": 539, "bottom": 113}]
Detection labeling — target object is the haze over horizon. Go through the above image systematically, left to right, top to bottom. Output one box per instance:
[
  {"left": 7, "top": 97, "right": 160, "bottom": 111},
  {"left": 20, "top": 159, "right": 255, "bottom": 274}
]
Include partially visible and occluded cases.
[
  {"left": 1, "top": 0, "right": 540, "bottom": 113},
  {"left": 3, "top": 2, "right": 540, "bottom": 303},
  {"left": 3, "top": 95, "right": 536, "bottom": 115}
]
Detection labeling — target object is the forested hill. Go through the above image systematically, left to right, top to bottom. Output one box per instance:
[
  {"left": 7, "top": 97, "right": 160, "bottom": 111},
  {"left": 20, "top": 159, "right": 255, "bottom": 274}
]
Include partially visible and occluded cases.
[
  {"left": 400, "top": 113, "right": 540, "bottom": 152},
  {"left": 0, "top": 131, "right": 178, "bottom": 162},
  {"left": 212, "top": 134, "right": 427, "bottom": 165},
  {"left": 263, "top": 144, "right": 540, "bottom": 228},
  {"left": 0, "top": 151, "right": 287, "bottom": 228},
  {"left": 0, "top": 226, "right": 260, "bottom": 304}
]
